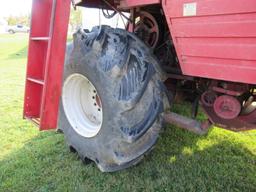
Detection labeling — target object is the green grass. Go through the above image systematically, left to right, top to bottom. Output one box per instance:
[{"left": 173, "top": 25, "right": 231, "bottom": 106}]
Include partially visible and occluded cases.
[{"left": 0, "top": 33, "right": 256, "bottom": 192}]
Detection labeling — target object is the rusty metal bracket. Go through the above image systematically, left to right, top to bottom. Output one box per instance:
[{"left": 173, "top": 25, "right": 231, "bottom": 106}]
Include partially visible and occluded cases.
[
  {"left": 102, "top": 0, "right": 132, "bottom": 22},
  {"left": 164, "top": 112, "right": 210, "bottom": 135}
]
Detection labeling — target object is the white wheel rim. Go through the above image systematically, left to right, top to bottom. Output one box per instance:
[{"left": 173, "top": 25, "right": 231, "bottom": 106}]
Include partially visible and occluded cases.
[{"left": 62, "top": 73, "right": 103, "bottom": 138}]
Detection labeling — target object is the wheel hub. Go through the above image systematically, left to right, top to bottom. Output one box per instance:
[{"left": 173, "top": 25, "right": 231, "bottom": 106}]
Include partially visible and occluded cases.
[
  {"left": 62, "top": 73, "right": 103, "bottom": 138},
  {"left": 213, "top": 95, "right": 241, "bottom": 120}
]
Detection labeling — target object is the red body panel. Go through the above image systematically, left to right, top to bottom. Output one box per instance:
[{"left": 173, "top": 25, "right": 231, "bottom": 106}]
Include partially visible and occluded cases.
[
  {"left": 24, "top": 0, "right": 70, "bottom": 130},
  {"left": 77, "top": 0, "right": 160, "bottom": 9},
  {"left": 120, "top": 0, "right": 160, "bottom": 7},
  {"left": 162, "top": 0, "right": 256, "bottom": 84}
]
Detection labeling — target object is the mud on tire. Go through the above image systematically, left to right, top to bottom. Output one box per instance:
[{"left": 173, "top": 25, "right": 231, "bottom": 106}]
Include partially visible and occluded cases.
[{"left": 58, "top": 26, "right": 169, "bottom": 172}]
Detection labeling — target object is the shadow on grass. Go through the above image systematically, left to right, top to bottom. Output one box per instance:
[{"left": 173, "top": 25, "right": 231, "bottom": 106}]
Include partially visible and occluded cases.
[
  {"left": 7, "top": 46, "right": 28, "bottom": 60},
  {"left": 0, "top": 125, "right": 255, "bottom": 192}
]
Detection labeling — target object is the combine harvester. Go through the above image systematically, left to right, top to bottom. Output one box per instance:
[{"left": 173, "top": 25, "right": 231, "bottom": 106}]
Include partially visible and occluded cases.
[{"left": 23, "top": 0, "right": 256, "bottom": 172}]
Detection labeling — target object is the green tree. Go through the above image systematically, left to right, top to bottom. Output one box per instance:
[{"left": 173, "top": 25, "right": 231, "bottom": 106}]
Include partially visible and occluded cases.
[{"left": 6, "top": 15, "right": 30, "bottom": 26}]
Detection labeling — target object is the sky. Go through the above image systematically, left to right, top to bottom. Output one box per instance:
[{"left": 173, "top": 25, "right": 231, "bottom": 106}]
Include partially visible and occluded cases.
[{"left": 0, "top": 0, "right": 32, "bottom": 17}]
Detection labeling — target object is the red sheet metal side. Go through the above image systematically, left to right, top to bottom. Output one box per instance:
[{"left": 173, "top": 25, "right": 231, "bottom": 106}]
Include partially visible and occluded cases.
[
  {"left": 40, "top": 0, "right": 71, "bottom": 130},
  {"left": 77, "top": 0, "right": 160, "bottom": 9},
  {"left": 120, "top": 0, "right": 160, "bottom": 8},
  {"left": 162, "top": 0, "right": 256, "bottom": 85}
]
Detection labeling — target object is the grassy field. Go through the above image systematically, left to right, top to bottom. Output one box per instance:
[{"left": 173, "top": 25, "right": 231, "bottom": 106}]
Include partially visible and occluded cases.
[{"left": 0, "top": 33, "right": 255, "bottom": 192}]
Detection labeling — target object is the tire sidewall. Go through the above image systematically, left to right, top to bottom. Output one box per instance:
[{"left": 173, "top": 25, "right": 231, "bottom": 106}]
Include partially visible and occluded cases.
[{"left": 60, "top": 45, "right": 122, "bottom": 162}]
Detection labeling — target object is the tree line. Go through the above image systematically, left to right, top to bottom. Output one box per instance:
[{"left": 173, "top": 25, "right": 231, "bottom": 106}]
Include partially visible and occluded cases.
[{"left": 5, "top": 7, "right": 82, "bottom": 27}]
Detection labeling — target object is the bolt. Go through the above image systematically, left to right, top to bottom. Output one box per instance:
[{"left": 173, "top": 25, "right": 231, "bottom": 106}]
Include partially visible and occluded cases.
[
  {"left": 93, "top": 90, "right": 96, "bottom": 93},
  {"left": 92, "top": 96, "right": 95, "bottom": 99},
  {"left": 94, "top": 103, "right": 97, "bottom": 106},
  {"left": 98, "top": 108, "right": 101, "bottom": 111}
]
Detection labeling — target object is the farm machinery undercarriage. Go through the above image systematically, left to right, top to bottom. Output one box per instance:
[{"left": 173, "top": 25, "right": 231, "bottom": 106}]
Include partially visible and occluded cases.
[
  {"left": 23, "top": 0, "right": 256, "bottom": 171},
  {"left": 125, "top": 7, "right": 256, "bottom": 133}
]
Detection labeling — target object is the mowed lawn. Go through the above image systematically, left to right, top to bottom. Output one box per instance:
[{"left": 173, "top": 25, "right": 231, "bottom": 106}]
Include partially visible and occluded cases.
[{"left": 0, "top": 33, "right": 256, "bottom": 192}]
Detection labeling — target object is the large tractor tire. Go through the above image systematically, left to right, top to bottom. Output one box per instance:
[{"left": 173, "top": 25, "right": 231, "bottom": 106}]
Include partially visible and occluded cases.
[{"left": 58, "top": 26, "right": 169, "bottom": 172}]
